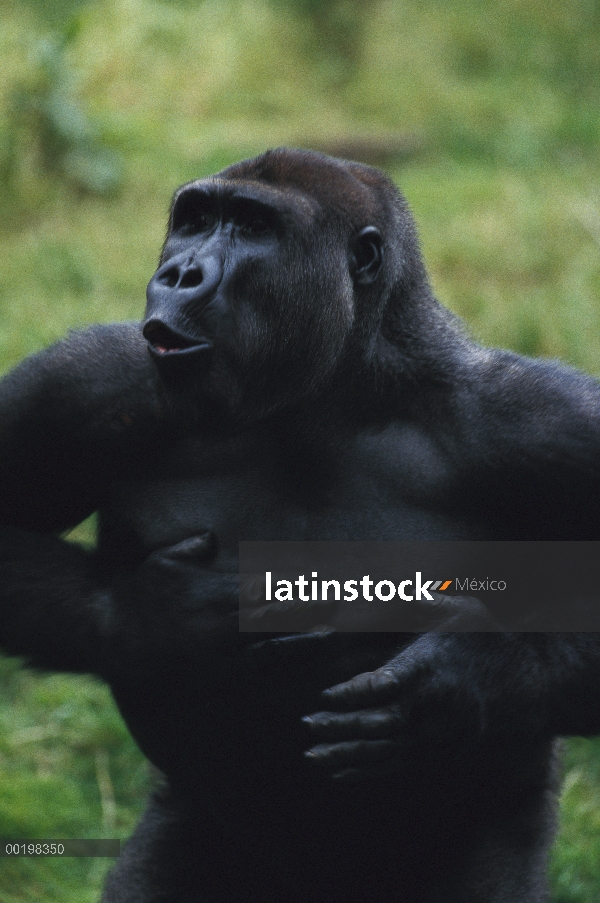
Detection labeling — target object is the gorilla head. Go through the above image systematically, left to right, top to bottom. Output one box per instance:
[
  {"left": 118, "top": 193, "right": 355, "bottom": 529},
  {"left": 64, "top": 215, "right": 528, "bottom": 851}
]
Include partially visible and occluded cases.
[{"left": 143, "top": 148, "right": 450, "bottom": 422}]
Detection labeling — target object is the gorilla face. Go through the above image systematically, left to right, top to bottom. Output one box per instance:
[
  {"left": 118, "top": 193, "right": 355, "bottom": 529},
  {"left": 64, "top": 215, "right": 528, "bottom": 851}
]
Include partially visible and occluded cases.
[{"left": 144, "top": 154, "right": 383, "bottom": 421}]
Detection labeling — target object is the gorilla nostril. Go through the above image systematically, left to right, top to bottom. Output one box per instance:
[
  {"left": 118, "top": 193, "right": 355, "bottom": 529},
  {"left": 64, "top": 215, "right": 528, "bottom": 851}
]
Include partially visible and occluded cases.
[
  {"left": 157, "top": 266, "right": 203, "bottom": 290},
  {"left": 159, "top": 267, "right": 180, "bottom": 289},
  {"left": 179, "top": 268, "right": 203, "bottom": 289}
]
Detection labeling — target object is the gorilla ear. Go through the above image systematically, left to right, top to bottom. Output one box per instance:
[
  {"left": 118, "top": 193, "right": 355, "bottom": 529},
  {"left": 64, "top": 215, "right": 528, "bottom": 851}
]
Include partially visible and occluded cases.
[{"left": 349, "top": 227, "right": 383, "bottom": 285}]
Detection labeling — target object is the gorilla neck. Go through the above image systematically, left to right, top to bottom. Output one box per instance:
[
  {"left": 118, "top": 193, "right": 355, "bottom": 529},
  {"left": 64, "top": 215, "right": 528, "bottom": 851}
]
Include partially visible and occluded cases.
[
  {"left": 326, "top": 289, "right": 471, "bottom": 422},
  {"left": 160, "top": 292, "right": 468, "bottom": 438}
]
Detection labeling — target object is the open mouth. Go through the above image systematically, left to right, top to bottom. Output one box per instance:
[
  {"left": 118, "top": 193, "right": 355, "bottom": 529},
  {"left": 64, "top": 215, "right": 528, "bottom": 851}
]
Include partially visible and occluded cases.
[{"left": 143, "top": 321, "right": 212, "bottom": 359}]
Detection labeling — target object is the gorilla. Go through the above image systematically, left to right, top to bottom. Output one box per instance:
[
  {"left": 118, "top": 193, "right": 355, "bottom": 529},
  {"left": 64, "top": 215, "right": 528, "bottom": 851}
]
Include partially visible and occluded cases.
[{"left": 2, "top": 147, "right": 600, "bottom": 903}]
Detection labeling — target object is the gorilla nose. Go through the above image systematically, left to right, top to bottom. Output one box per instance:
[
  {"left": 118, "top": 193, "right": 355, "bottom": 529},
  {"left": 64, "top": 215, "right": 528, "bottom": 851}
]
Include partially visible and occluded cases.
[
  {"left": 146, "top": 249, "right": 224, "bottom": 313},
  {"left": 161, "top": 263, "right": 203, "bottom": 289}
]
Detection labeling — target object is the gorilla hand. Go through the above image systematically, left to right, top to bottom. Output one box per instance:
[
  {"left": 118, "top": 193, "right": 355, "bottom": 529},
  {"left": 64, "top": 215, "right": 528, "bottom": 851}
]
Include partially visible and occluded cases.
[
  {"left": 110, "top": 532, "right": 242, "bottom": 668},
  {"left": 303, "top": 627, "right": 549, "bottom": 782}
]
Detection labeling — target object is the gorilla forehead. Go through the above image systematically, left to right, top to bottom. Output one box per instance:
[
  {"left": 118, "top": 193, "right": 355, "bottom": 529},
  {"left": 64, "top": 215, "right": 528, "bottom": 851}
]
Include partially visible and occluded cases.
[
  {"left": 218, "top": 147, "right": 404, "bottom": 229},
  {"left": 171, "top": 175, "right": 318, "bottom": 231}
]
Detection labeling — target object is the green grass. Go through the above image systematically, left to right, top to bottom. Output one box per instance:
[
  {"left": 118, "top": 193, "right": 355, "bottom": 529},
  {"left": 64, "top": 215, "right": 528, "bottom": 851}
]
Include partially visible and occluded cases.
[
  {"left": 1, "top": 0, "right": 600, "bottom": 899},
  {"left": 0, "top": 658, "right": 150, "bottom": 901},
  {"left": 552, "top": 739, "right": 600, "bottom": 902}
]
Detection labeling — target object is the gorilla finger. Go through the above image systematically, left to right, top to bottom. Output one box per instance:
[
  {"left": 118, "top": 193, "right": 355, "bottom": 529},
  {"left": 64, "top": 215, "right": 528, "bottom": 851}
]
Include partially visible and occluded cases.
[
  {"left": 150, "top": 532, "right": 216, "bottom": 564},
  {"left": 239, "top": 575, "right": 266, "bottom": 607},
  {"left": 246, "top": 629, "right": 336, "bottom": 662},
  {"left": 322, "top": 668, "right": 400, "bottom": 708},
  {"left": 302, "top": 707, "right": 402, "bottom": 741},
  {"left": 304, "top": 739, "right": 396, "bottom": 769},
  {"left": 332, "top": 758, "right": 405, "bottom": 783}
]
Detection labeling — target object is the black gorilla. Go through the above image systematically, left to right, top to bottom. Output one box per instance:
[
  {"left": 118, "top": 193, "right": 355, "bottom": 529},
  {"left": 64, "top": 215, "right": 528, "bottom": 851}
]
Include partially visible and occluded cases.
[{"left": 2, "top": 148, "right": 600, "bottom": 903}]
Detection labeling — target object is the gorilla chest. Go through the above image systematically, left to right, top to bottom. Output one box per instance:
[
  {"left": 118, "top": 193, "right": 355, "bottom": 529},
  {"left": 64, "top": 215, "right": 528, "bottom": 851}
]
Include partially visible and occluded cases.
[{"left": 98, "top": 424, "right": 480, "bottom": 562}]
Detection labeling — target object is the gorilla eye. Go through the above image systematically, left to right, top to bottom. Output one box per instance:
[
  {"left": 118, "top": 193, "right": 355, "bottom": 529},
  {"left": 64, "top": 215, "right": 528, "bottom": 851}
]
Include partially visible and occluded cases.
[
  {"left": 171, "top": 190, "right": 216, "bottom": 235},
  {"left": 180, "top": 211, "right": 214, "bottom": 235},
  {"left": 239, "top": 214, "right": 271, "bottom": 236}
]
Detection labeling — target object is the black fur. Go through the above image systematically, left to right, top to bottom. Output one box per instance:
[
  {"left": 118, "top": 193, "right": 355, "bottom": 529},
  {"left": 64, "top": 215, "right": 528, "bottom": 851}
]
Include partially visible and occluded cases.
[{"left": 2, "top": 148, "right": 600, "bottom": 902}]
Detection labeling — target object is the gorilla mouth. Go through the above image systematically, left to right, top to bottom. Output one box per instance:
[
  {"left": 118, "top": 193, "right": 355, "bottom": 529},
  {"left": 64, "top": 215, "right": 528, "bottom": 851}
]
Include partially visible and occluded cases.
[{"left": 143, "top": 321, "right": 212, "bottom": 359}]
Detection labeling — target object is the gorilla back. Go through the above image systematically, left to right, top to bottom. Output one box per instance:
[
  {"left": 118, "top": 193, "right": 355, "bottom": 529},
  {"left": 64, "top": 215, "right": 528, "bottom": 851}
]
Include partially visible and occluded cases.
[{"left": 2, "top": 148, "right": 600, "bottom": 903}]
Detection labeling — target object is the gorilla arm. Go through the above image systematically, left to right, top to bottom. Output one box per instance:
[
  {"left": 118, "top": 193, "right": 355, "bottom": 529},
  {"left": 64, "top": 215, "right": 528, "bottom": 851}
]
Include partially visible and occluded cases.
[
  {"left": 0, "top": 321, "right": 163, "bottom": 533},
  {"left": 0, "top": 322, "right": 173, "bottom": 674},
  {"left": 453, "top": 347, "right": 600, "bottom": 537},
  {"left": 304, "top": 350, "right": 600, "bottom": 779},
  {"left": 303, "top": 632, "right": 600, "bottom": 782}
]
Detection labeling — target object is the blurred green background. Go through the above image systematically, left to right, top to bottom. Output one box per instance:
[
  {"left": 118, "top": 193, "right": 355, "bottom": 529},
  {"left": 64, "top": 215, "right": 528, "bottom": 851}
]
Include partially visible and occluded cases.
[{"left": 1, "top": 0, "right": 600, "bottom": 899}]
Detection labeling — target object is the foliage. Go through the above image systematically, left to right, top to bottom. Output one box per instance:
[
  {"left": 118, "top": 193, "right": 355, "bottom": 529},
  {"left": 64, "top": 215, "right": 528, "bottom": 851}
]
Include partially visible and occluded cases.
[
  {"left": 0, "top": 0, "right": 599, "bottom": 899},
  {"left": 10, "top": 30, "right": 122, "bottom": 196}
]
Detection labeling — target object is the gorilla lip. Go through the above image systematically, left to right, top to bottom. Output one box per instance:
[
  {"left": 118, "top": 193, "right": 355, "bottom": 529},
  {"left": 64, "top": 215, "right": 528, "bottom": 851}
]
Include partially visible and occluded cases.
[{"left": 143, "top": 322, "right": 212, "bottom": 359}]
